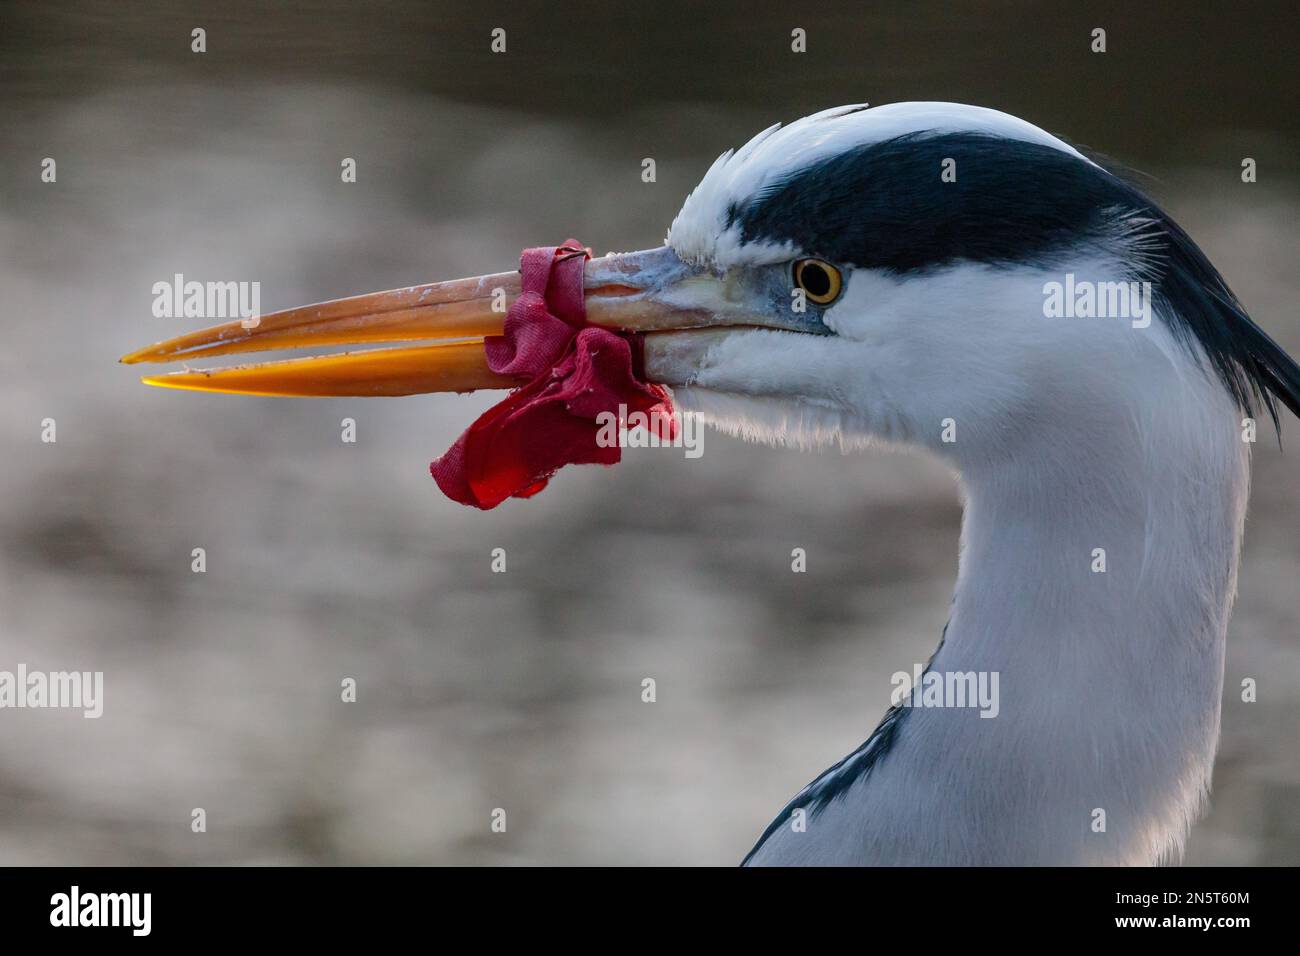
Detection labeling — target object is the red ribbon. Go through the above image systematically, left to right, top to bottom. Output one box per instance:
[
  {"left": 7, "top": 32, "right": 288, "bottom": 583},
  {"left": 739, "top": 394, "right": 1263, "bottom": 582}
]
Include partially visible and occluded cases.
[{"left": 430, "top": 241, "right": 675, "bottom": 509}]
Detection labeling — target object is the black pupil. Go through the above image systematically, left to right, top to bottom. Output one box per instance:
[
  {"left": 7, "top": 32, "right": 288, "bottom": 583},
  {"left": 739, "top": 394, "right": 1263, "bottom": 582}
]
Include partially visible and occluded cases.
[{"left": 800, "top": 262, "right": 832, "bottom": 298}]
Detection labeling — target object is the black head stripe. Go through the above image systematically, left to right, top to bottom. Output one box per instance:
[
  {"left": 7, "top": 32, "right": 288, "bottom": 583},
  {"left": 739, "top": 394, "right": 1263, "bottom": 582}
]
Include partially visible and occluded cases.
[{"left": 732, "top": 131, "right": 1140, "bottom": 272}]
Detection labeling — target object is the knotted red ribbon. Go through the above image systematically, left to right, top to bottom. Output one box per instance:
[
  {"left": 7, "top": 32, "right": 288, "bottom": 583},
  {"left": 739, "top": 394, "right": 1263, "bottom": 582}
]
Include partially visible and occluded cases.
[{"left": 430, "top": 241, "right": 675, "bottom": 509}]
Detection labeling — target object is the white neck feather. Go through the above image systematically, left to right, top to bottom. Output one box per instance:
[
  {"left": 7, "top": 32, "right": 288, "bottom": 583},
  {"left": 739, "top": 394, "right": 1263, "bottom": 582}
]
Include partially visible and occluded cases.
[
  {"left": 735, "top": 311, "right": 1250, "bottom": 865},
  {"left": 910, "top": 390, "right": 1247, "bottom": 865}
]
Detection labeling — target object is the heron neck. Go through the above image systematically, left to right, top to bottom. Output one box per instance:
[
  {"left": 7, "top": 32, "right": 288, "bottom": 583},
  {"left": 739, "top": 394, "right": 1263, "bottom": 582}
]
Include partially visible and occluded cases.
[{"left": 919, "top": 387, "right": 1249, "bottom": 863}]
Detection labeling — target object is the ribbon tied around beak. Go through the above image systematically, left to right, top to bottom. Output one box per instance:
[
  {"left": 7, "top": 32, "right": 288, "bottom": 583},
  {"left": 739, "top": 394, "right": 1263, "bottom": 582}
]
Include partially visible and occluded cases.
[{"left": 431, "top": 240, "right": 675, "bottom": 509}]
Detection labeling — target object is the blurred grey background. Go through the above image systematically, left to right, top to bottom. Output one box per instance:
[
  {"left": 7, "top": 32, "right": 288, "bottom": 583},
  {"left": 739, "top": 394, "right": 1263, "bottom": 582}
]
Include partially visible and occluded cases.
[{"left": 0, "top": 1, "right": 1297, "bottom": 865}]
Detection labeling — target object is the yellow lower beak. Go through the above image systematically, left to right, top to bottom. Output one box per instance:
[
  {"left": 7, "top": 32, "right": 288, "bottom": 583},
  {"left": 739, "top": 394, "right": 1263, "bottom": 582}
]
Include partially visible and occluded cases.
[
  {"left": 122, "top": 246, "right": 723, "bottom": 397},
  {"left": 137, "top": 341, "right": 520, "bottom": 398}
]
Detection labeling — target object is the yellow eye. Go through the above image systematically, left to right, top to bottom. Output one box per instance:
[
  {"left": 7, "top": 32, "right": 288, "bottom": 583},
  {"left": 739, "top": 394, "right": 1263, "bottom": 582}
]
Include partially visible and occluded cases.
[{"left": 793, "top": 258, "right": 843, "bottom": 305}]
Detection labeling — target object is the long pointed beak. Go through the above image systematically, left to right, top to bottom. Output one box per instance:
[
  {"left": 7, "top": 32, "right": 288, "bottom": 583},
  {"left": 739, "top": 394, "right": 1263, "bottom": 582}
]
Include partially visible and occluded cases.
[{"left": 122, "top": 246, "right": 748, "bottom": 397}]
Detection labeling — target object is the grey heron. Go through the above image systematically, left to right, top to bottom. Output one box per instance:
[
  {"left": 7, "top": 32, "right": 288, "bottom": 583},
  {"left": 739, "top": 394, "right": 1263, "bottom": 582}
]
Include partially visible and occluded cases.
[{"left": 124, "top": 103, "right": 1300, "bottom": 865}]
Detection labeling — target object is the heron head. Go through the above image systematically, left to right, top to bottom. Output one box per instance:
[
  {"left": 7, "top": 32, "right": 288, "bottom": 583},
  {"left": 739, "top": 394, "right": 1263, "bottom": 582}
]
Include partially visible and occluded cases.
[{"left": 123, "top": 103, "right": 1300, "bottom": 467}]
